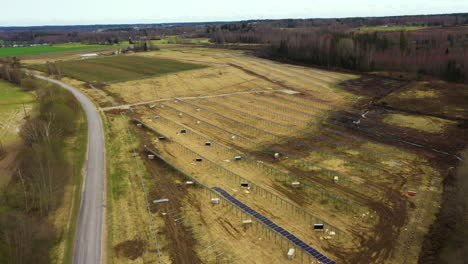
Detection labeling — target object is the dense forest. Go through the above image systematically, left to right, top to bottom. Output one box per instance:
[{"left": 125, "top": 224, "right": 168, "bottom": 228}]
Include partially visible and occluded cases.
[{"left": 207, "top": 16, "right": 468, "bottom": 83}]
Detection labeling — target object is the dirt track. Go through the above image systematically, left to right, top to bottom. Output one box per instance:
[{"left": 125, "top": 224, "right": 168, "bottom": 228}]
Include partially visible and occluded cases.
[{"left": 142, "top": 156, "right": 201, "bottom": 263}]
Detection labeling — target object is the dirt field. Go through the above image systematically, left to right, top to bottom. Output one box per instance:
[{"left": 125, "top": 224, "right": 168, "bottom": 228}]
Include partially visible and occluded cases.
[
  {"left": 43, "top": 45, "right": 467, "bottom": 263},
  {"left": 378, "top": 80, "right": 468, "bottom": 119}
]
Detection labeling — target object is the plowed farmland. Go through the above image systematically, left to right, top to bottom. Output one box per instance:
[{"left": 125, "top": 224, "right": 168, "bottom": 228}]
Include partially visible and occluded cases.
[{"left": 30, "top": 55, "right": 206, "bottom": 83}]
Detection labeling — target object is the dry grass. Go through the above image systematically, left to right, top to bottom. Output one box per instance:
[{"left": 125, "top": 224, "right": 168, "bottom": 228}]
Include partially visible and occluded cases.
[
  {"left": 41, "top": 46, "right": 451, "bottom": 263},
  {"left": 100, "top": 48, "right": 358, "bottom": 107},
  {"left": 105, "top": 64, "right": 279, "bottom": 104},
  {"left": 379, "top": 80, "right": 468, "bottom": 119},
  {"left": 0, "top": 81, "right": 34, "bottom": 186},
  {"left": 0, "top": 82, "right": 34, "bottom": 146},
  {"left": 131, "top": 92, "right": 443, "bottom": 263},
  {"left": 159, "top": 96, "right": 395, "bottom": 186},
  {"left": 136, "top": 107, "right": 370, "bottom": 254},
  {"left": 383, "top": 113, "right": 457, "bottom": 134},
  {"left": 104, "top": 115, "right": 171, "bottom": 264},
  {"left": 143, "top": 136, "right": 350, "bottom": 262},
  {"left": 183, "top": 189, "right": 328, "bottom": 264}
]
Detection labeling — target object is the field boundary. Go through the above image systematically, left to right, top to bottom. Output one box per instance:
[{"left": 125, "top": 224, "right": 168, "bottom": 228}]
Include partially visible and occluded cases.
[
  {"left": 103, "top": 66, "right": 211, "bottom": 84},
  {"left": 101, "top": 89, "right": 284, "bottom": 111}
]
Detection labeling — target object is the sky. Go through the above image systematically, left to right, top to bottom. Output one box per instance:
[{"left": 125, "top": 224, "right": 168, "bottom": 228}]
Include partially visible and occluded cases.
[{"left": 1, "top": 0, "right": 468, "bottom": 27}]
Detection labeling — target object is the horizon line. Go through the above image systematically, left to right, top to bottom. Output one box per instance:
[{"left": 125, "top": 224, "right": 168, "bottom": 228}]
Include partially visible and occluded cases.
[{"left": 1, "top": 11, "right": 467, "bottom": 28}]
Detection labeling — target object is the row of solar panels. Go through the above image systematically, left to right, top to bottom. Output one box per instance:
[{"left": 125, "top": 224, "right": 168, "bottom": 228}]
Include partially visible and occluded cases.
[{"left": 212, "top": 187, "right": 336, "bottom": 264}]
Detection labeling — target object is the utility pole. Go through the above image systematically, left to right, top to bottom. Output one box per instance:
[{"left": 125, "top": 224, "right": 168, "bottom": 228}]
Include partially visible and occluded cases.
[
  {"left": 22, "top": 103, "right": 28, "bottom": 118},
  {"left": 0, "top": 139, "right": 4, "bottom": 158}
]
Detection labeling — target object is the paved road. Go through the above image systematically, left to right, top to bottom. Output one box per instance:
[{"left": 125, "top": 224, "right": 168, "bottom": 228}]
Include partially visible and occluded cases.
[{"left": 34, "top": 75, "right": 105, "bottom": 264}]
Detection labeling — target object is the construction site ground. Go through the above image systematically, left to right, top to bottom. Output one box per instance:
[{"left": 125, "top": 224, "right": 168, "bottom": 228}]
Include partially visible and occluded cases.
[{"left": 23, "top": 46, "right": 468, "bottom": 264}]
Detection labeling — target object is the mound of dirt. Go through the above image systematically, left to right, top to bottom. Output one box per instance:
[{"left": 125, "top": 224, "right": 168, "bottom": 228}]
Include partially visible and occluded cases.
[
  {"left": 338, "top": 74, "right": 407, "bottom": 99},
  {"left": 114, "top": 239, "right": 147, "bottom": 260}
]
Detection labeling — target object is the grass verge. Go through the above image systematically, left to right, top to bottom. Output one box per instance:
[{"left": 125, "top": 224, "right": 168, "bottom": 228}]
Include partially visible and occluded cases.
[{"left": 61, "top": 113, "right": 88, "bottom": 264}]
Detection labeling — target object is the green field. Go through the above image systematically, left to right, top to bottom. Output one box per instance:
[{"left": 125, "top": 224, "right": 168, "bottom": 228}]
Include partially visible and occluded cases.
[
  {"left": 358, "top": 26, "right": 427, "bottom": 32},
  {"left": 0, "top": 43, "right": 118, "bottom": 58},
  {"left": 31, "top": 55, "right": 207, "bottom": 83},
  {"left": 0, "top": 80, "right": 35, "bottom": 148},
  {"left": 0, "top": 80, "right": 34, "bottom": 186},
  {"left": 0, "top": 81, "right": 35, "bottom": 105}
]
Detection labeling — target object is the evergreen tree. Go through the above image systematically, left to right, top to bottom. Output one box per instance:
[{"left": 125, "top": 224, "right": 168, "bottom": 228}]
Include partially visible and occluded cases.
[{"left": 399, "top": 31, "right": 408, "bottom": 53}]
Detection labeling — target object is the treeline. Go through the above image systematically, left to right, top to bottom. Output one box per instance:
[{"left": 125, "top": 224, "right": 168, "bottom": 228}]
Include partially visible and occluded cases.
[
  {"left": 2, "top": 13, "right": 467, "bottom": 48},
  {"left": 0, "top": 24, "right": 202, "bottom": 45},
  {"left": 209, "top": 25, "right": 468, "bottom": 83},
  {"left": 130, "top": 40, "right": 160, "bottom": 52},
  {"left": 0, "top": 57, "right": 22, "bottom": 85},
  {"left": 0, "top": 65, "right": 83, "bottom": 263}
]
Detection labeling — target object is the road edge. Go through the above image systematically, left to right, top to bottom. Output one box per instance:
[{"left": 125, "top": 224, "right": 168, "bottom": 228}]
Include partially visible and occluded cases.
[{"left": 33, "top": 74, "right": 106, "bottom": 264}]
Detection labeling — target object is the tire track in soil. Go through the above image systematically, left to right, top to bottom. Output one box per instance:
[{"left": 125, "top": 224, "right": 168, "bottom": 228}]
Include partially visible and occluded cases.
[
  {"left": 140, "top": 143, "right": 202, "bottom": 264},
  {"left": 251, "top": 149, "right": 408, "bottom": 264},
  {"left": 294, "top": 165, "right": 408, "bottom": 264}
]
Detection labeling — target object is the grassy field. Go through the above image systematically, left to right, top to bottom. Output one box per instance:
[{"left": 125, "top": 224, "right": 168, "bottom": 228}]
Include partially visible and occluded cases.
[
  {"left": 358, "top": 26, "right": 427, "bottom": 31},
  {"left": 145, "top": 36, "right": 211, "bottom": 45},
  {"left": 119, "top": 37, "right": 211, "bottom": 46},
  {"left": 0, "top": 43, "right": 117, "bottom": 58},
  {"left": 98, "top": 48, "right": 357, "bottom": 105},
  {"left": 31, "top": 55, "right": 207, "bottom": 83},
  {"left": 0, "top": 80, "right": 35, "bottom": 150},
  {"left": 0, "top": 80, "right": 34, "bottom": 185},
  {"left": 0, "top": 81, "right": 35, "bottom": 105},
  {"left": 383, "top": 113, "right": 457, "bottom": 133},
  {"left": 104, "top": 114, "right": 172, "bottom": 264}
]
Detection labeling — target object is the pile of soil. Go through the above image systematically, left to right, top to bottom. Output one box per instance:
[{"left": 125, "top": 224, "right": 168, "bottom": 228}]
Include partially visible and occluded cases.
[{"left": 114, "top": 239, "right": 147, "bottom": 260}]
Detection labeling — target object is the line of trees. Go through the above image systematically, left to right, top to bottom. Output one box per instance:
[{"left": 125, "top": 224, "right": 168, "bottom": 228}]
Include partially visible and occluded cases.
[
  {"left": 0, "top": 24, "right": 203, "bottom": 45},
  {"left": 208, "top": 24, "right": 468, "bottom": 83},
  {"left": 132, "top": 40, "right": 160, "bottom": 52},
  {"left": 0, "top": 57, "right": 22, "bottom": 85},
  {"left": 0, "top": 66, "right": 83, "bottom": 263}
]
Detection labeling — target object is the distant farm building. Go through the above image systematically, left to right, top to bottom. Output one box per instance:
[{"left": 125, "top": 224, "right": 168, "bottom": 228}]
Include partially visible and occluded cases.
[{"left": 80, "top": 53, "right": 99, "bottom": 59}]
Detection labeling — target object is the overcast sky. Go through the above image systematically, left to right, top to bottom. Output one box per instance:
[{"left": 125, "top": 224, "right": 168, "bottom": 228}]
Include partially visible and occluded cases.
[{"left": 1, "top": 0, "right": 468, "bottom": 26}]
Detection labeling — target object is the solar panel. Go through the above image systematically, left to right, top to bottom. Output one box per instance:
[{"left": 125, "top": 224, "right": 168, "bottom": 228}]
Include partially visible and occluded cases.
[{"left": 212, "top": 187, "right": 335, "bottom": 264}]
